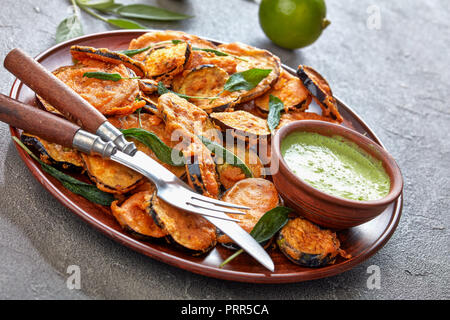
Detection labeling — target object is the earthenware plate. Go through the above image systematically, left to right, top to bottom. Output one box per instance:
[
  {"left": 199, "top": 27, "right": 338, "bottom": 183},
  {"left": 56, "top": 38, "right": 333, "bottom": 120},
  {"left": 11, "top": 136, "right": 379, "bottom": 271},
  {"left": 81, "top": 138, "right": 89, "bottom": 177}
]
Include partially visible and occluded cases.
[{"left": 8, "top": 30, "right": 402, "bottom": 283}]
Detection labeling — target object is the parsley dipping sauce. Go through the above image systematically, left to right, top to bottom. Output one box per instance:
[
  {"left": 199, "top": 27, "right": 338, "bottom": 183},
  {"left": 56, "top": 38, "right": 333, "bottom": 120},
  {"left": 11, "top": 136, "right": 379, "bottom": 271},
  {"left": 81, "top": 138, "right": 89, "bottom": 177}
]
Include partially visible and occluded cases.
[{"left": 281, "top": 131, "right": 390, "bottom": 201}]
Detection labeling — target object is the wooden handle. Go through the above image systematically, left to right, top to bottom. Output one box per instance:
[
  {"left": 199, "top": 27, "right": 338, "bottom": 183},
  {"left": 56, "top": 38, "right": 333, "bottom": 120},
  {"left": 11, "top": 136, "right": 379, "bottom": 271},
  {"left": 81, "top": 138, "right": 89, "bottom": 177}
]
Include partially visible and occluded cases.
[
  {"left": 3, "top": 48, "right": 106, "bottom": 133},
  {"left": 0, "top": 94, "right": 80, "bottom": 148}
]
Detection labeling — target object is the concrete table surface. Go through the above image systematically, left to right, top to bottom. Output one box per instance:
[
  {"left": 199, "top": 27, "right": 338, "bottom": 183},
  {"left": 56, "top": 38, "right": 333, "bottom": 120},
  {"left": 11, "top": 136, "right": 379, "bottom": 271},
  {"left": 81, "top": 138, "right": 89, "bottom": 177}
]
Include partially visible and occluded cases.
[{"left": 0, "top": 0, "right": 448, "bottom": 300}]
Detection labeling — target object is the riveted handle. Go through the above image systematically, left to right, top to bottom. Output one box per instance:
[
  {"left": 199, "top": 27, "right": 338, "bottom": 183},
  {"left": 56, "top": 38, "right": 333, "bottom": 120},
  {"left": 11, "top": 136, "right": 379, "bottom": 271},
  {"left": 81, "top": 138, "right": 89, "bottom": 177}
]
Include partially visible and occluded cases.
[
  {"left": 3, "top": 48, "right": 107, "bottom": 133},
  {"left": 0, "top": 94, "right": 79, "bottom": 148}
]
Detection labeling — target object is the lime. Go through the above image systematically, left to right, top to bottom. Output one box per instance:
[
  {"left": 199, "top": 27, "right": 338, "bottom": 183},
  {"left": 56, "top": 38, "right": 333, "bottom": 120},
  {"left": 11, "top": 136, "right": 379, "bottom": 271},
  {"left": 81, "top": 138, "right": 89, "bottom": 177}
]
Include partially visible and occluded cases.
[{"left": 259, "top": 0, "right": 330, "bottom": 49}]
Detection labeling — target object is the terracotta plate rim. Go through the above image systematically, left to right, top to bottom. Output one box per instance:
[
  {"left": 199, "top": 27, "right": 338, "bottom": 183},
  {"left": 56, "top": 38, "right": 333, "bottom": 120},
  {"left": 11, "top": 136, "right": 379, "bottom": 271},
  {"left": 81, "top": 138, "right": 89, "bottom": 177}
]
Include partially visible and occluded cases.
[{"left": 7, "top": 30, "right": 403, "bottom": 283}]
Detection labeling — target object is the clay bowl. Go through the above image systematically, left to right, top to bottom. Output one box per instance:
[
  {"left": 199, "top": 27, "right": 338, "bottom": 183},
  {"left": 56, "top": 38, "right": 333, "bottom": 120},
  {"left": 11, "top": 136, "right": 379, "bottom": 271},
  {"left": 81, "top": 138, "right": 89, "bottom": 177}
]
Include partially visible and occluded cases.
[{"left": 271, "top": 120, "right": 403, "bottom": 229}]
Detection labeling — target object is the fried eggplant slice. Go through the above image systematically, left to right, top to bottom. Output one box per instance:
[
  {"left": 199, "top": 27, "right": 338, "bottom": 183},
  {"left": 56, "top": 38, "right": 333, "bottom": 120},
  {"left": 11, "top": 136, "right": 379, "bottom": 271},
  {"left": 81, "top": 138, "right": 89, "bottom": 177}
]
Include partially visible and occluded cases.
[
  {"left": 143, "top": 41, "right": 191, "bottom": 80},
  {"left": 217, "top": 42, "right": 281, "bottom": 102},
  {"left": 70, "top": 45, "right": 146, "bottom": 77},
  {"left": 183, "top": 50, "right": 238, "bottom": 75},
  {"left": 42, "top": 61, "right": 143, "bottom": 116},
  {"left": 172, "top": 64, "right": 239, "bottom": 112},
  {"left": 296, "top": 65, "right": 343, "bottom": 122},
  {"left": 254, "top": 70, "right": 311, "bottom": 112},
  {"left": 158, "top": 93, "right": 220, "bottom": 198},
  {"left": 210, "top": 110, "right": 270, "bottom": 139},
  {"left": 276, "top": 110, "right": 338, "bottom": 130},
  {"left": 21, "top": 133, "right": 83, "bottom": 171},
  {"left": 216, "top": 144, "right": 264, "bottom": 189},
  {"left": 217, "top": 178, "right": 279, "bottom": 244},
  {"left": 111, "top": 188, "right": 167, "bottom": 239},
  {"left": 149, "top": 194, "right": 217, "bottom": 254},
  {"left": 277, "top": 217, "right": 351, "bottom": 267}
]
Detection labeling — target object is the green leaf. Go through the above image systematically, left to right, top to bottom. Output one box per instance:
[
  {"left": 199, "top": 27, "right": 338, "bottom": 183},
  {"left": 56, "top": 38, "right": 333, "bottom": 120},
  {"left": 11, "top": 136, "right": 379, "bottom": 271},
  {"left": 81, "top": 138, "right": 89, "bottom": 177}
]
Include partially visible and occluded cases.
[
  {"left": 77, "top": 0, "right": 115, "bottom": 10},
  {"left": 116, "top": 4, "right": 193, "bottom": 21},
  {"left": 55, "top": 8, "right": 83, "bottom": 43},
  {"left": 106, "top": 18, "right": 146, "bottom": 29},
  {"left": 119, "top": 45, "right": 152, "bottom": 57},
  {"left": 192, "top": 47, "right": 248, "bottom": 62},
  {"left": 223, "top": 68, "right": 272, "bottom": 92},
  {"left": 82, "top": 72, "right": 139, "bottom": 81},
  {"left": 267, "top": 95, "right": 284, "bottom": 133},
  {"left": 121, "top": 128, "right": 185, "bottom": 166},
  {"left": 198, "top": 135, "right": 253, "bottom": 178},
  {"left": 12, "top": 136, "right": 114, "bottom": 206},
  {"left": 219, "top": 206, "right": 291, "bottom": 268},
  {"left": 250, "top": 206, "right": 291, "bottom": 243}
]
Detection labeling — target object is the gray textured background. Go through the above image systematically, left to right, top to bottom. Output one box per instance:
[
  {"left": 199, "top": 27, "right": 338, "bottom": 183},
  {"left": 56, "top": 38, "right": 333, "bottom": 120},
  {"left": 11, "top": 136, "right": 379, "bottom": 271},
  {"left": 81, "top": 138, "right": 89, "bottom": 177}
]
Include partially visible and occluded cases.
[{"left": 0, "top": 0, "right": 448, "bottom": 300}]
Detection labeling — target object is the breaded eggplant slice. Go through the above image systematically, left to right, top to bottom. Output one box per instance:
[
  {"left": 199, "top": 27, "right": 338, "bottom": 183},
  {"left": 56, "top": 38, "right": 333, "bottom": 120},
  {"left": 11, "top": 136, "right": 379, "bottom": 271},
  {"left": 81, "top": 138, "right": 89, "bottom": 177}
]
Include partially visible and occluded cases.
[
  {"left": 128, "top": 30, "right": 217, "bottom": 61},
  {"left": 143, "top": 41, "right": 191, "bottom": 80},
  {"left": 217, "top": 42, "right": 281, "bottom": 102},
  {"left": 70, "top": 45, "right": 146, "bottom": 77},
  {"left": 183, "top": 50, "right": 238, "bottom": 75},
  {"left": 43, "top": 60, "right": 143, "bottom": 116},
  {"left": 172, "top": 64, "right": 239, "bottom": 112},
  {"left": 296, "top": 65, "right": 343, "bottom": 123},
  {"left": 254, "top": 69, "right": 311, "bottom": 112},
  {"left": 158, "top": 93, "right": 220, "bottom": 198},
  {"left": 210, "top": 110, "right": 270, "bottom": 140},
  {"left": 276, "top": 110, "right": 338, "bottom": 130},
  {"left": 108, "top": 113, "right": 186, "bottom": 178},
  {"left": 21, "top": 133, "right": 83, "bottom": 171},
  {"left": 216, "top": 144, "right": 264, "bottom": 190},
  {"left": 81, "top": 154, "right": 143, "bottom": 194},
  {"left": 217, "top": 178, "right": 279, "bottom": 245},
  {"left": 111, "top": 188, "right": 167, "bottom": 239},
  {"left": 149, "top": 193, "right": 217, "bottom": 254},
  {"left": 277, "top": 217, "right": 351, "bottom": 267}
]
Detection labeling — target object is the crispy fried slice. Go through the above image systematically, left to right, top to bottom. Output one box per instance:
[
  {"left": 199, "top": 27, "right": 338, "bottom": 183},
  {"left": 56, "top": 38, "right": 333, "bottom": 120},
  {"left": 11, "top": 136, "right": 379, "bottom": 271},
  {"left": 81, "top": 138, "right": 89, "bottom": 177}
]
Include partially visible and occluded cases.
[
  {"left": 144, "top": 41, "right": 191, "bottom": 80},
  {"left": 217, "top": 42, "right": 281, "bottom": 102},
  {"left": 70, "top": 45, "right": 146, "bottom": 77},
  {"left": 46, "top": 61, "right": 142, "bottom": 116},
  {"left": 172, "top": 64, "right": 239, "bottom": 111},
  {"left": 254, "top": 69, "right": 311, "bottom": 112},
  {"left": 158, "top": 93, "right": 220, "bottom": 198},
  {"left": 210, "top": 110, "right": 270, "bottom": 137},
  {"left": 276, "top": 111, "right": 338, "bottom": 129},
  {"left": 217, "top": 178, "right": 279, "bottom": 244},
  {"left": 111, "top": 188, "right": 167, "bottom": 238},
  {"left": 150, "top": 194, "right": 217, "bottom": 253},
  {"left": 278, "top": 217, "right": 351, "bottom": 267}
]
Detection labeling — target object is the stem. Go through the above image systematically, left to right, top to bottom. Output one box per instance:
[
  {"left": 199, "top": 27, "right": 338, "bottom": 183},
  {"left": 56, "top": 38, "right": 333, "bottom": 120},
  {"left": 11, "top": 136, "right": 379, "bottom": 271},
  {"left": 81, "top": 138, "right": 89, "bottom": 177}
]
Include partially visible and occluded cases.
[
  {"left": 76, "top": 2, "right": 108, "bottom": 23},
  {"left": 219, "top": 249, "right": 244, "bottom": 268}
]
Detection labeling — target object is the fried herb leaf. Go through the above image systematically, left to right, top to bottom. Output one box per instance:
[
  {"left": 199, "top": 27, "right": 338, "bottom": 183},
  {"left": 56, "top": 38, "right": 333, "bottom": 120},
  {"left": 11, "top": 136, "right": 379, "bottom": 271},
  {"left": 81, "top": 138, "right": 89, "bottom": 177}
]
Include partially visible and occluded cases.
[
  {"left": 115, "top": 4, "right": 193, "bottom": 21},
  {"left": 192, "top": 47, "right": 248, "bottom": 62},
  {"left": 223, "top": 68, "right": 272, "bottom": 92},
  {"left": 82, "top": 72, "right": 140, "bottom": 81},
  {"left": 267, "top": 95, "right": 284, "bottom": 133},
  {"left": 121, "top": 128, "right": 185, "bottom": 166},
  {"left": 198, "top": 135, "right": 253, "bottom": 178},
  {"left": 13, "top": 137, "right": 114, "bottom": 206},
  {"left": 219, "top": 206, "right": 291, "bottom": 268}
]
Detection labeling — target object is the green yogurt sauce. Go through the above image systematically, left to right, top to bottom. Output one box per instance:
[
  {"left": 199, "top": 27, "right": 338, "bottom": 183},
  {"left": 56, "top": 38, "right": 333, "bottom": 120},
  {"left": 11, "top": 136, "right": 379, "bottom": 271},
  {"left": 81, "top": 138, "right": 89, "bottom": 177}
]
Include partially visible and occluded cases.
[{"left": 281, "top": 131, "right": 390, "bottom": 201}]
